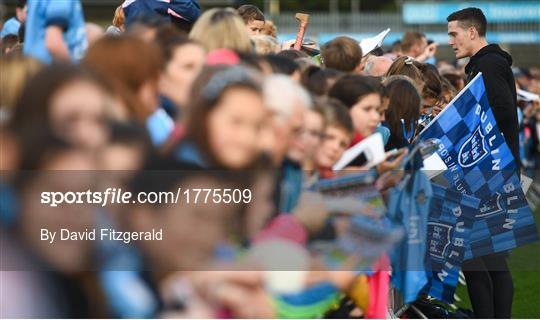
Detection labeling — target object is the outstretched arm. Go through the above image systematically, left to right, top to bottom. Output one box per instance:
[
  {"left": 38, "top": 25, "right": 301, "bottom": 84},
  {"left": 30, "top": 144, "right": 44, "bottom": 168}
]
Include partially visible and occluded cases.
[{"left": 45, "top": 25, "right": 70, "bottom": 61}]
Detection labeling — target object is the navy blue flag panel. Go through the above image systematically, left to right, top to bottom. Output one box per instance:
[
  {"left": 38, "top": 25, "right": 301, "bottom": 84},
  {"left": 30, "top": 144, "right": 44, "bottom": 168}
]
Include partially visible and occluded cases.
[
  {"left": 418, "top": 73, "right": 538, "bottom": 260},
  {"left": 388, "top": 170, "right": 432, "bottom": 303},
  {"left": 422, "top": 184, "right": 479, "bottom": 303}
]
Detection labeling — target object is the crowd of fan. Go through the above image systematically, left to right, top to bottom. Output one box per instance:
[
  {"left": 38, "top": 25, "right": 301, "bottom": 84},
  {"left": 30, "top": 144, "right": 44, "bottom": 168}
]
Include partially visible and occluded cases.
[{"left": 1, "top": 1, "right": 539, "bottom": 318}]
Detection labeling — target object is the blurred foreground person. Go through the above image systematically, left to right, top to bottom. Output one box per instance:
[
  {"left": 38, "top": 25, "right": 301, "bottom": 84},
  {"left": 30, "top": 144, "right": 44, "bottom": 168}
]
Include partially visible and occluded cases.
[
  {"left": 85, "top": 22, "right": 104, "bottom": 45},
  {"left": 156, "top": 32, "right": 205, "bottom": 120},
  {"left": 84, "top": 35, "right": 170, "bottom": 146},
  {"left": 0, "top": 56, "right": 42, "bottom": 115},
  {"left": 12, "top": 64, "right": 111, "bottom": 151},
  {"left": 176, "top": 65, "right": 267, "bottom": 170},
  {"left": 262, "top": 75, "right": 312, "bottom": 213},
  {"left": 262, "top": 75, "right": 312, "bottom": 167},
  {"left": 12, "top": 136, "right": 107, "bottom": 317},
  {"left": 116, "top": 157, "right": 267, "bottom": 318}
]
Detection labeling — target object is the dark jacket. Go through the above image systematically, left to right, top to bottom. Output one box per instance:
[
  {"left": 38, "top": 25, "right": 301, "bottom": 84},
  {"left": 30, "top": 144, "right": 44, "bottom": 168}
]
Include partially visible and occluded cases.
[{"left": 465, "top": 44, "right": 521, "bottom": 167}]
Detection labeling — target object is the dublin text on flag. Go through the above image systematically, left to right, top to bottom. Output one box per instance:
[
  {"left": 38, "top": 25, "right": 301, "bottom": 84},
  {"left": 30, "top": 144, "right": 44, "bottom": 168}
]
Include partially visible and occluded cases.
[
  {"left": 418, "top": 73, "right": 538, "bottom": 260},
  {"left": 422, "top": 183, "right": 479, "bottom": 303}
]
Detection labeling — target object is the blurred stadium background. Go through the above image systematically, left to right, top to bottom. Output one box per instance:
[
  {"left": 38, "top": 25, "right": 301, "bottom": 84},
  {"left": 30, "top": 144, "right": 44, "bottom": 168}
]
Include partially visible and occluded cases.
[{"left": 3, "top": 0, "right": 539, "bottom": 66}]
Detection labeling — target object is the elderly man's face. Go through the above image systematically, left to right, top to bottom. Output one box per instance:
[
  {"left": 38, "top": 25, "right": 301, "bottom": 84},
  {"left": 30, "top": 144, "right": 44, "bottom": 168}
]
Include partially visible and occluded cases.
[
  {"left": 365, "top": 57, "right": 393, "bottom": 77},
  {"left": 270, "top": 101, "right": 306, "bottom": 165}
]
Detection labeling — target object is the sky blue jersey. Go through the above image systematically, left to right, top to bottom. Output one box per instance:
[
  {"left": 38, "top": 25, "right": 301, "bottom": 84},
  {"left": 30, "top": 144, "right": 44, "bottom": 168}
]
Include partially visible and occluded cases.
[
  {"left": 23, "top": 0, "right": 88, "bottom": 64},
  {"left": 1, "top": 17, "right": 21, "bottom": 38}
]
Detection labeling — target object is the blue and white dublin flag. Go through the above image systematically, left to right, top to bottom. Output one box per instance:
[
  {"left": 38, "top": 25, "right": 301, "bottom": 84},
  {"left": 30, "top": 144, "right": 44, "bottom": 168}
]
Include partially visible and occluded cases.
[
  {"left": 418, "top": 73, "right": 538, "bottom": 260},
  {"left": 387, "top": 168, "right": 432, "bottom": 303},
  {"left": 422, "top": 183, "right": 479, "bottom": 303}
]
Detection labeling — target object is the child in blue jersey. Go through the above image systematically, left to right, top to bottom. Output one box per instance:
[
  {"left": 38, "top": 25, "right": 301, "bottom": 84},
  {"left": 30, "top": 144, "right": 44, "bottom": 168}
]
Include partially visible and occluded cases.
[
  {"left": 0, "top": 0, "right": 27, "bottom": 38},
  {"left": 23, "top": 0, "right": 88, "bottom": 64}
]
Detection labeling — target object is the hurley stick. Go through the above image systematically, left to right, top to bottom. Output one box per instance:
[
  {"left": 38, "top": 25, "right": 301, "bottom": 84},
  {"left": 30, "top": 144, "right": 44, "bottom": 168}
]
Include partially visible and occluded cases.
[{"left": 293, "top": 13, "right": 309, "bottom": 50}]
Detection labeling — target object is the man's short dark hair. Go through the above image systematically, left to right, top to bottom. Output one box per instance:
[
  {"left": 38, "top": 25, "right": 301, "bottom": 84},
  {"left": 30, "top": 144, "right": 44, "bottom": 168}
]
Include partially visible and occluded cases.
[
  {"left": 237, "top": 5, "right": 265, "bottom": 24},
  {"left": 447, "top": 7, "right": 487, "bottom": 37}
]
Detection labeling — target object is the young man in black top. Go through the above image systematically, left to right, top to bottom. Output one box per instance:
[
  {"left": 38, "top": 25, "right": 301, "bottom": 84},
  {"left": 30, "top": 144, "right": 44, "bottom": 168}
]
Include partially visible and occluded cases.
[{"left": 447, "top": 7, "right": 517, "bottom": 318}]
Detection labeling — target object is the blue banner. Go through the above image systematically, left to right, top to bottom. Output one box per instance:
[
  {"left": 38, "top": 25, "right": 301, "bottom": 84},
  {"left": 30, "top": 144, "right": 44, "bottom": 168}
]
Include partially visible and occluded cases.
[
  {"left": 403, "top": 2, "right": 540, "bottom": 24},
  {"left": 418, "top": 73, "right": 538, "bottom": 260},
  {"left": 388, "top": 170, "right": 432, "bottom": 303},
  {"left": 422, "top": 184, "right": 479, "bottom": 303}
]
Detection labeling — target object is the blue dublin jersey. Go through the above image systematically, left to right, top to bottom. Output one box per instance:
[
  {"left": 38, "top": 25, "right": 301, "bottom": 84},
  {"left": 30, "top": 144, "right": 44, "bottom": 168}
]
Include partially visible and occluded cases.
[
  {"left": 23, "top": 0, "right": 88, "bottom": 64},
  {"left": 1, "top": 17, "right": 21, "bottom": 38}
]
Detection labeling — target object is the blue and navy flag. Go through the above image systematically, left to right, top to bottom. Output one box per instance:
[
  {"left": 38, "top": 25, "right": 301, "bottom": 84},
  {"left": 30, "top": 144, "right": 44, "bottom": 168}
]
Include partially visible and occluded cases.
[
  {"left": 418, "top": 73, "right": 538, "bottom": 260},
  {"left": 387, "top": 169, "right": 432, "bottom": 303},
  {"left": 422, "top": 184, "right": 479, "bottom": 303}
]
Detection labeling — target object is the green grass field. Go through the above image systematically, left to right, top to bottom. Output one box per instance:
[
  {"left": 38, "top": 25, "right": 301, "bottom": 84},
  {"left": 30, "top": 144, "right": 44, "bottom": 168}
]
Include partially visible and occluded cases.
[{"left": 455, "top": 207, "right": 540, "bottom": 318}]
